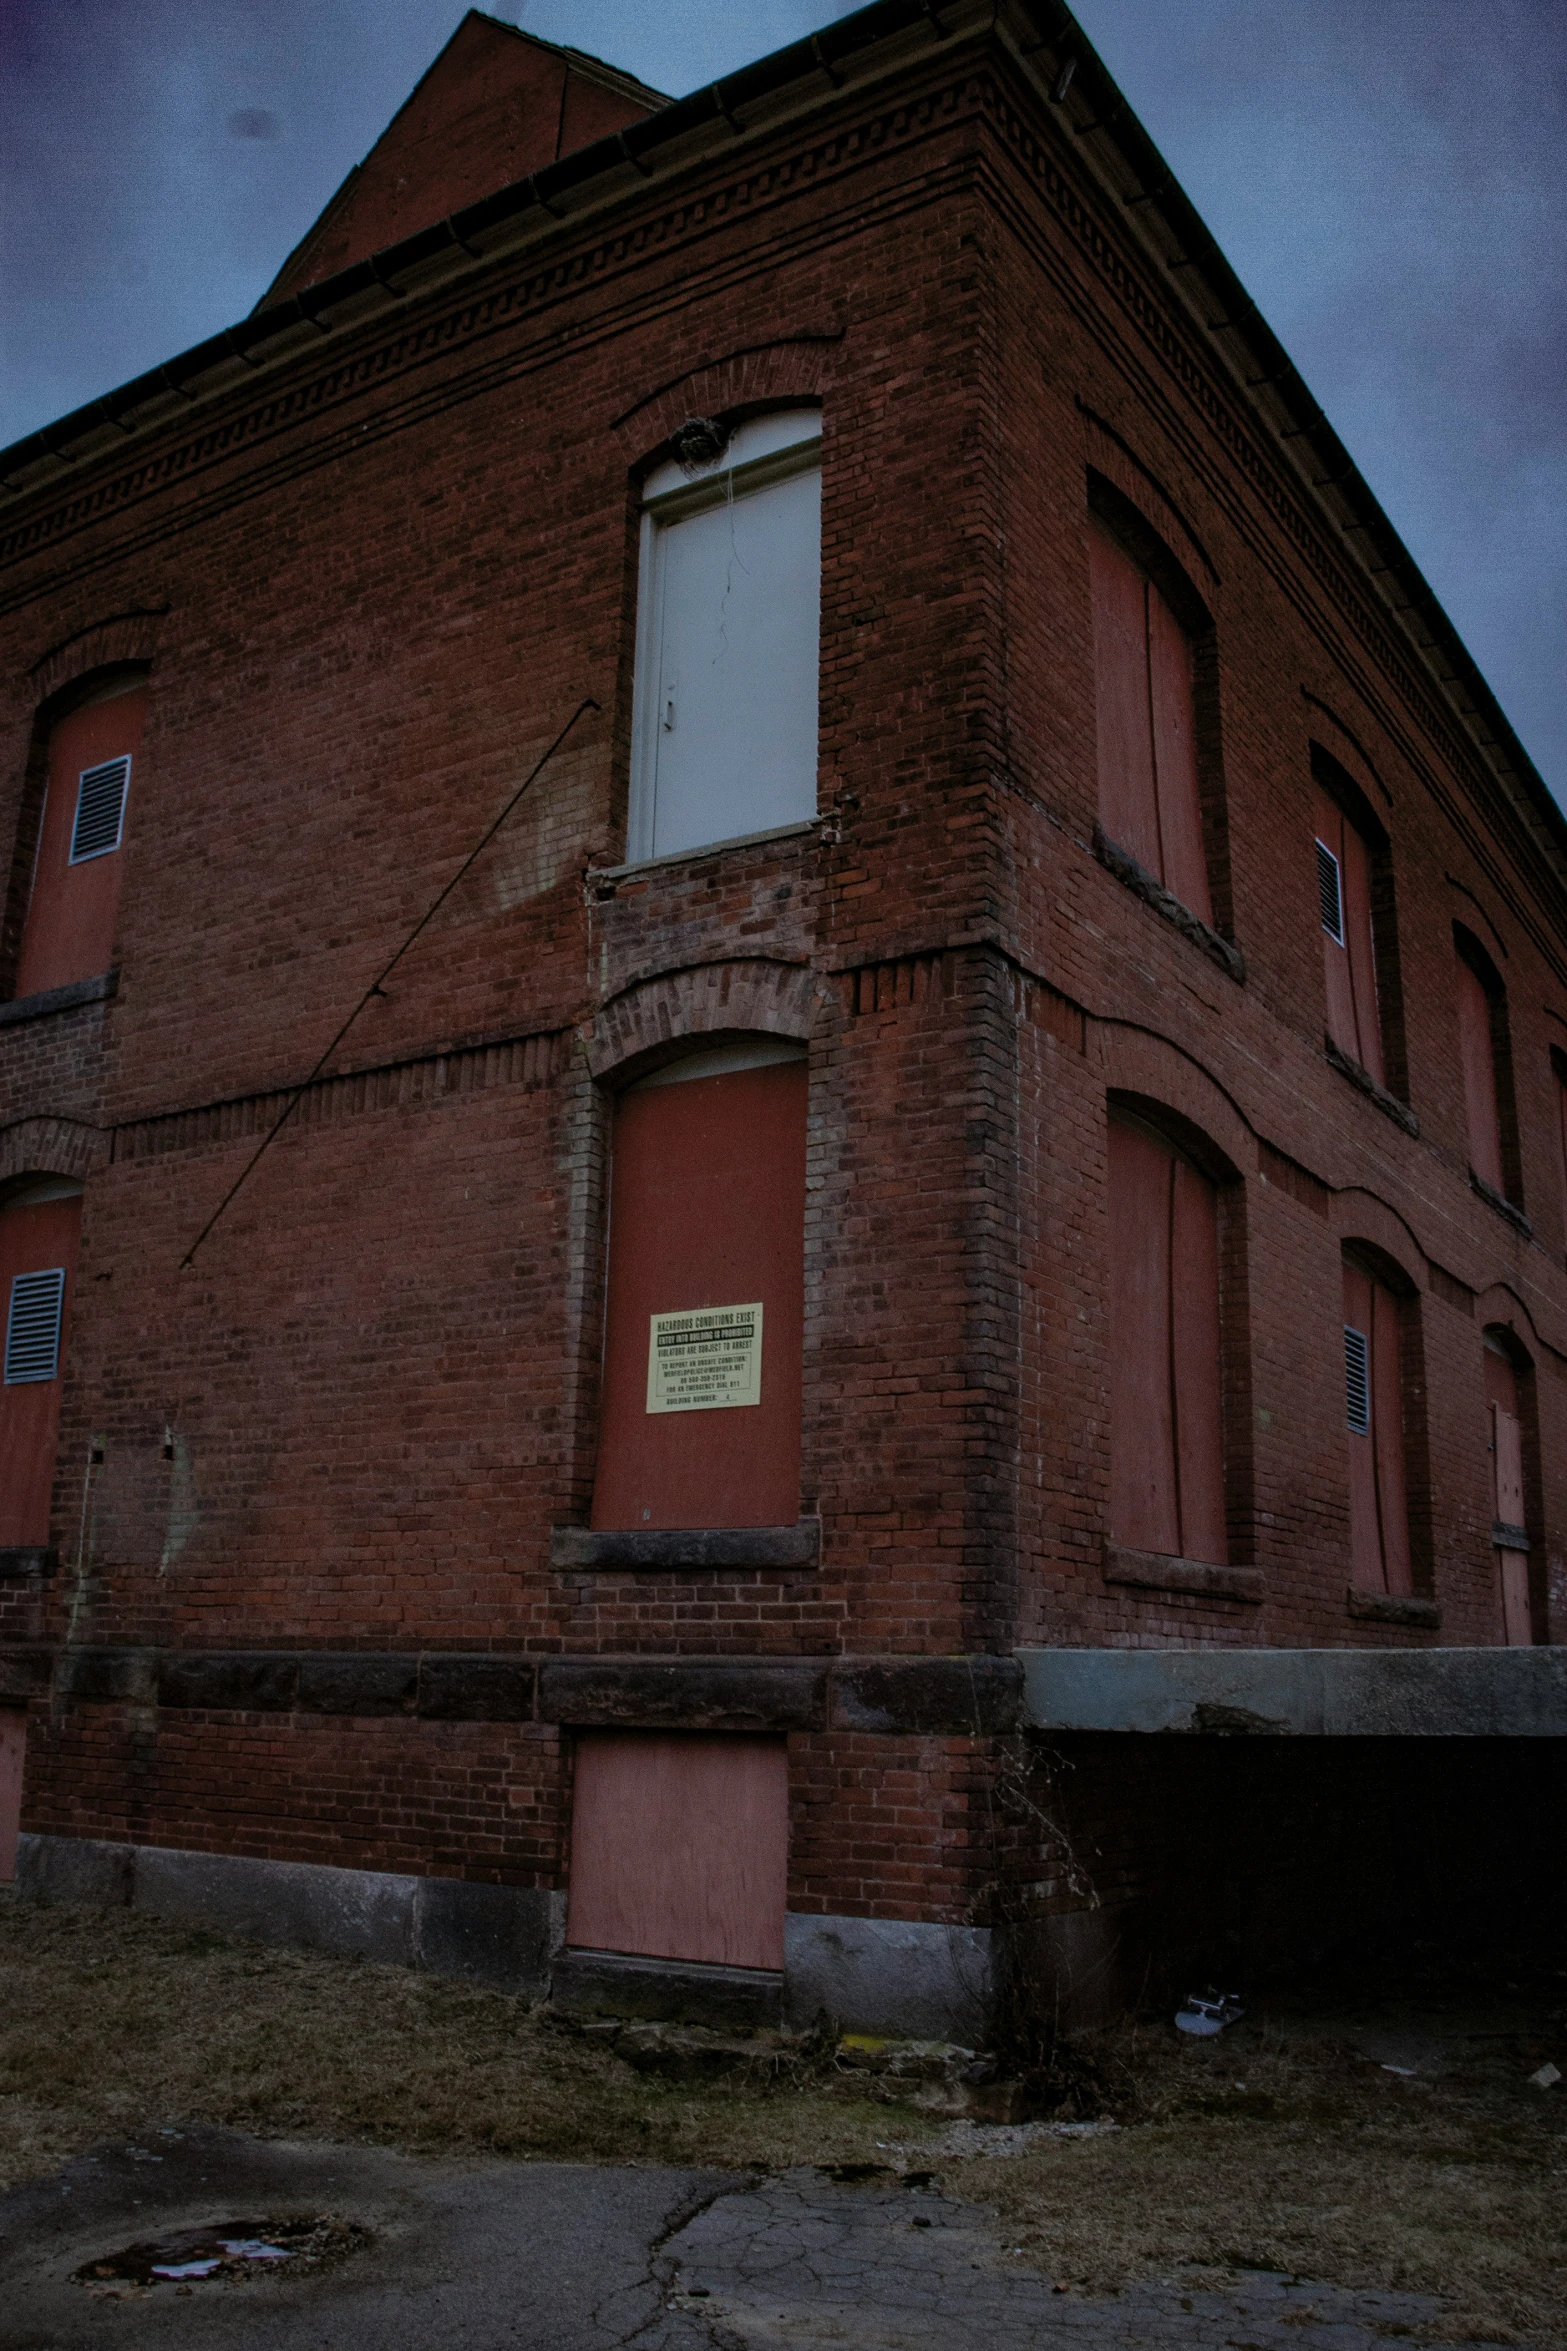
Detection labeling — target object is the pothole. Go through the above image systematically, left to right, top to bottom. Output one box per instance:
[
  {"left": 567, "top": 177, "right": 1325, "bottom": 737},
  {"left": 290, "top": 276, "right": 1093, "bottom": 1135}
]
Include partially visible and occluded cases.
[{"left": 76, "top": 2213, "right": 372, "bottom": 2297}]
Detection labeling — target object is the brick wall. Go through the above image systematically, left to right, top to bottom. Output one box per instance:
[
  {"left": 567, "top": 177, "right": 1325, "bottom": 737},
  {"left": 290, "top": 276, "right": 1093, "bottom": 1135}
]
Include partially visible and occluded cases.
[{"left": 1, "top": 23, "right": 1563, "bottom": 1943}]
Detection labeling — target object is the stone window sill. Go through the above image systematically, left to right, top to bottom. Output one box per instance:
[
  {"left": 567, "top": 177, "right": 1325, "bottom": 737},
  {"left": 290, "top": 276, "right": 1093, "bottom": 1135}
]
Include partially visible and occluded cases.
[
  {"left": 590, "top": 819, "right": 822, "bottom": 894},
  {"left": 1092, "top": 827, "right": 1245, "bottom": 985},
  {"left": 0, "top": 969, "right": 118, "bottom": 1028},
  {"left": 1323, "top": 1036, "right": 1419, "bottom": 1136},
  {"left": 1470, "top": 1169, "right": 1531, "bottom": 1239},
  {"left": 549, "top": 1521, "right": 820, "bottom": 1573},
  {"left": 1104, "top": 1544, "right": 1263, "bottom": 1603},
  {"left": 0, "top": 1547, "right": 56, "bottom": 1579},
  {"left": 1346, "top": 1586, "right": 1441, "bottom": 1629}
]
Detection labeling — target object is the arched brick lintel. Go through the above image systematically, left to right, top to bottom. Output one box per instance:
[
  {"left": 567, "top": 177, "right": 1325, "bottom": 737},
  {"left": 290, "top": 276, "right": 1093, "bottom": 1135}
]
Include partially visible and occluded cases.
[
  {"left": 611, "top": 335, "right": 841, "bottom": 464},
  {"left": 27, "top": 609, "right": 168, "bottom": 707},
  {"left": 585, "top": 959, "right": 824, "bottom": 1084},
  {"left": 1097, "top": 1024, "right": 1251, "bottom": 1180},
  {"left": 0, "top": 1116, "right": 104, "bottom": 1190},
  {"left": 1331, "top": 1188, "right": 1427, "bottom": 1295},
  {"left": 1475, "top": 1281, "right": 1548, "bottom": 1362}
]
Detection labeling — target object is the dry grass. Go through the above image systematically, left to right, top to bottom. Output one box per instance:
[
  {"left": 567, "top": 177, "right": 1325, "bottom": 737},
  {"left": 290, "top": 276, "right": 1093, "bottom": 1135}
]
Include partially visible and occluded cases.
[
  {"left": 2, "top": 1890, "right": 1564, "bottom": 2346},
  {"left": 0, "top": 1891, "right": 899, "bottom": 2182},
  {"left": 962, "top": 2019, "right": 1567, "bottom": 2349}
]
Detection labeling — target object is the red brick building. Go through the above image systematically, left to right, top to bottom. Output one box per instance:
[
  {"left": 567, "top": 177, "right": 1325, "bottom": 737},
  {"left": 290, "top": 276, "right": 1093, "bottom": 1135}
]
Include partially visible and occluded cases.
[{"left": 2, "top": 4, "right": 1563, "bottom": 2036}]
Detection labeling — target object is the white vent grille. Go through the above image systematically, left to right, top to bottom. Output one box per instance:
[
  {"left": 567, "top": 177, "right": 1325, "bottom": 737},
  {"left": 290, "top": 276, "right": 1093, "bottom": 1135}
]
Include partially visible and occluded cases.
[
  {"left": 69, "top": 755, "right": 131, "bottom": 863},
  {"left": 1316, "top": 838, "right": 1344, "bottom": 943},
  {"left": 4, "top": 1268, "right": 66, "bottom": 1384},
  {"left": 1344, "top": 1324, "right": 1371, "bottom": 1434}
]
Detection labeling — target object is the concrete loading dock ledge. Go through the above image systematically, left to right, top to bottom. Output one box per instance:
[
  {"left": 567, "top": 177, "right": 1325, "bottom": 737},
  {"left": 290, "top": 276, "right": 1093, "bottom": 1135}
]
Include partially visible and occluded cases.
[{"left": 2, "top": 0, "right": 1566, "bottom": 2041}]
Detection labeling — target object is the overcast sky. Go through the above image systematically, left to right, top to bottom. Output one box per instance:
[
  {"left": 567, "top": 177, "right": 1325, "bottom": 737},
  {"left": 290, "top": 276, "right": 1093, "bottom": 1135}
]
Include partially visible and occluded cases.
[{"left": 2, "top": 1, "right": 1562, "bottom": 800}]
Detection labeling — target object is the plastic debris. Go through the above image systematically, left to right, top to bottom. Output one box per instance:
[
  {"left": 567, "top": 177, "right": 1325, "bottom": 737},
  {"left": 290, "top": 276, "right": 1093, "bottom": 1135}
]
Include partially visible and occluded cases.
[
  {"left": 1175, "top": 1988, "right": 1244, "bottom": 2037},
  {"left": 1529, "top": 2062, "right": 1561, "bottom": 2089},
  {"left": 77, "top": 2214, "right": 364, "bottom": 2291}
]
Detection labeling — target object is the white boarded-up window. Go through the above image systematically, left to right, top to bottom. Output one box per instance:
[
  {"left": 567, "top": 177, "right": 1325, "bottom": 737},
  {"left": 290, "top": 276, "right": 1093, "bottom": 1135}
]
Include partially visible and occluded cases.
[{"left": 629, "top": 413, "right": 821, "bottom": 864}]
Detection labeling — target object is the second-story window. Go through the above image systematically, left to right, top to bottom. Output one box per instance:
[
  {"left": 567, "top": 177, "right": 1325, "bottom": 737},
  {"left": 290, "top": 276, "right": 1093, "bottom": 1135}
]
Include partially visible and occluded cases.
[
  {"left": 628, "top": 411, "right": 821, "bottom": 865},
  {"left": 1088, "top": 516, "right": 1211, "bottom": 924},
  {"left": 13, "top": 672, "right": 146, "bottom": 1001},
  {"left": 1312, "top": 778, "right": 1383, "bottom": 1084},
  {"left": 1453, "top": 925, "right": 1518, "bottom": 1204},
  {"left": 592, "top": 1037, "right": 807, "bottom": 1534}
]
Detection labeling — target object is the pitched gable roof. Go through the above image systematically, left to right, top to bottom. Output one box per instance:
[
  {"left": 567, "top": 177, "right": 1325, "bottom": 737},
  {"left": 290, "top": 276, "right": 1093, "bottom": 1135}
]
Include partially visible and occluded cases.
[{"left": 260, "top": 9, "right": 666, "bottom": 307}]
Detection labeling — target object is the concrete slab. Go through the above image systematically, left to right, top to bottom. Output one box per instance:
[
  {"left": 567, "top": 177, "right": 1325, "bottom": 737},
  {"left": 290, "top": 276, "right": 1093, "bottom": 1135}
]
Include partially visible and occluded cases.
[
  {"left": 1018, "top": 1645, "right": 1567, "bottom": 1737},
  {"left": 784, "top": 1913, "right": 994, "bottom": 2041}
]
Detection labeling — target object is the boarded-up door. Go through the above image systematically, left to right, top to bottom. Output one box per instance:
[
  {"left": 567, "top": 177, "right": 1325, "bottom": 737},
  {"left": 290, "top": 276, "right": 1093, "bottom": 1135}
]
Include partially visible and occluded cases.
[
  {"left": 15, "top": 682, "right": 146, "bottom": 1000},
  {"left": 592, "top": 1047, "right": 806, "bottom": 1532},
  {"left": 1107, "top": 1115, "right": 1226, "bottom": 1565},
  {"left": 0, "top": 1187, "right": 83, "bottom": 1549},
  {"left": 1343, "top": 1260, "right": 1412, "bottom": 1596},
  {"left": 1485, "top": 1345, "right": 1532, "bottom": 1646},
  {"left": 0, "top": 1710, "right": 25, "bottom": 1882},
  {"left": 566, "top": 1731, "right": 788, "bottom": 1971}
]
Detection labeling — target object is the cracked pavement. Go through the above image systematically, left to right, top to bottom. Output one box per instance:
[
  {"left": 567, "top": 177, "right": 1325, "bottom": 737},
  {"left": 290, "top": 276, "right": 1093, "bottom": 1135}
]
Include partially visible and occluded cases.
[{"left": 0, "top": 2130, "right": 1511, "bottom": 2349}]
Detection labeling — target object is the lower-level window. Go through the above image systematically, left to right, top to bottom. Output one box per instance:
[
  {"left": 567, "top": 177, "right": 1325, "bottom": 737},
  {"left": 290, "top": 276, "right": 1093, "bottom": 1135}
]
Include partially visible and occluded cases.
[
  {"left": 1107, "top": 1110, "right": 1227, "bottom": 1564},
  {"left": 0, "top": 1178, "right": 83, "bottom": 1549},
  {"left": 1342, "top": 1255, "right": 1412, "bottom": 1595},
  {"left": 1484, "top": 1334, "right": 1533, "bottom": 1646},
  {"left": 0, "top": 1709, "right": 24, "bottom": 1883},
  {"left": 566, "top": 1731, "right": 788, "bottom": 1972}
]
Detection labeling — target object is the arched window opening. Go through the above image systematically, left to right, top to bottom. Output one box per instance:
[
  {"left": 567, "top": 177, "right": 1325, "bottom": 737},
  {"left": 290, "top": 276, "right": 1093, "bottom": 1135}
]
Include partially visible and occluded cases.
[
  {"left": 628, "top": 411, "right": 821, "bottom": 864},
  {"left": 1088, "top": 497, "right": 1214, "bottom": 925},
  {"left": 12, "top": 670, "right": 147, "bottom": 1001},
  {"left": 1311, "top": 749, "right": 1387, "bottom": 1087},
  {"left": 1454, "top": 925, "right": 1518, "bottom": 1204},
  {"left": 591, "top": 1035, "right": 806, "bottom": 1533},
  {"left": 1550, "top": 1046, "right": 1567, "bottom": 1240},
  {"left": 1107, "top": 1108, "right": 1228, "bottom": 1567},
  {"left": 0, "top": 1176, "right": 84, "bottom": 1555},
  {"left": 1341, "top": 1251, "right": 1412, "bottom": 1598},
  {"left": 1483, "top": 1328, "right": 1535, "bottom": 1646}
]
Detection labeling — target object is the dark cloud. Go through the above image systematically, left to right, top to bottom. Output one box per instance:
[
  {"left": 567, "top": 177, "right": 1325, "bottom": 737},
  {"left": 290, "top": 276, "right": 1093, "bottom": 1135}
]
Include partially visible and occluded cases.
[
  {"left": 0, "top": 0, "right": 1560, "bottom": 796},
  {"left": 1071, "top": 0, "right": 1566, "bottom": 800}
]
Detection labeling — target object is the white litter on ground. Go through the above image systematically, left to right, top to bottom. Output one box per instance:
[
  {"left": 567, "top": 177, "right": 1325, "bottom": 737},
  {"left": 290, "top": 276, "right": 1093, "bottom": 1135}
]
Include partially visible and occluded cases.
[{"left": 931, "top": 2118, "right": 1121, "bottom": 2160}]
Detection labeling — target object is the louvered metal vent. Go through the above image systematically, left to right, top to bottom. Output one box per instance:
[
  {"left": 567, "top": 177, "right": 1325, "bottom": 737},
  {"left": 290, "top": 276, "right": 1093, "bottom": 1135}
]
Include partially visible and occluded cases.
[
  {"left": 69, "top": 755, "right": 131, "bottom": 863},
  {"left": 1315, "top": 838, "right": 1344, "bottom": 943},
  {"left": 4, "top": 1268, "right": 66, "bottom": 1384},
  {"left": 1344, "top": 1323, "right": 1371, "bottom": 1434}
]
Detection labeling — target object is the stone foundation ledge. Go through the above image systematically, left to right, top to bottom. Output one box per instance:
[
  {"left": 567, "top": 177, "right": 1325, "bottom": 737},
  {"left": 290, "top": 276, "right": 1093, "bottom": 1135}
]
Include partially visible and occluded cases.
[
  {"left": 0, "top": 1646, "right": 1025, "bottom": 1735},
  {"left": 11, "top": 1833, "right": 995, "bottom": 2041}
]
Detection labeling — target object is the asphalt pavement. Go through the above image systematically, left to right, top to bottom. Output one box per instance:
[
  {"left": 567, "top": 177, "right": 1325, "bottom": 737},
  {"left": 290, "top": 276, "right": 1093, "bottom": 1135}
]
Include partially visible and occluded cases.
[{"left": 0, "top": 2127, "right": 1510, "bottom": 2349}]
